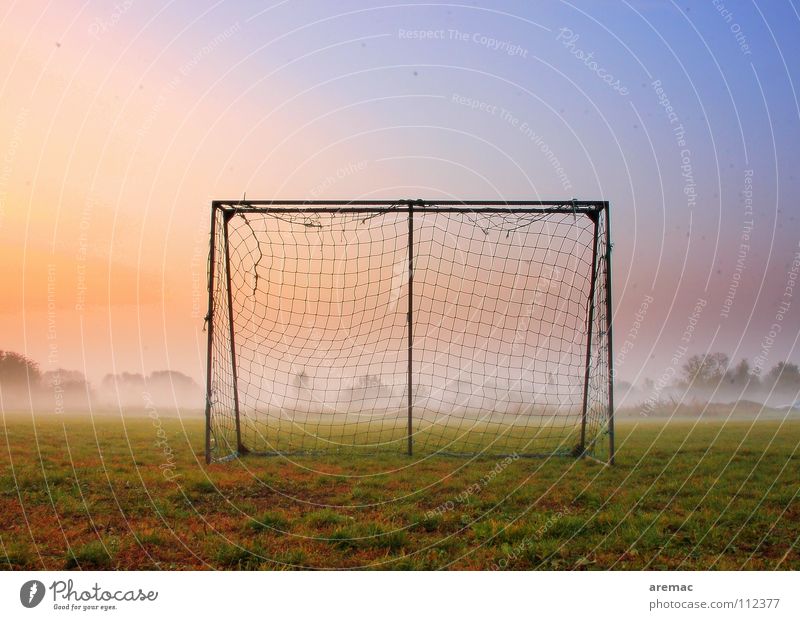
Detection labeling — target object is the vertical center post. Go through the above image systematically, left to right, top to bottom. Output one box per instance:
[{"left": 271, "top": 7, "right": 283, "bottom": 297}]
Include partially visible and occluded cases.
[{"left": 407, "top": 200, "right": 415, "bottom": 456}]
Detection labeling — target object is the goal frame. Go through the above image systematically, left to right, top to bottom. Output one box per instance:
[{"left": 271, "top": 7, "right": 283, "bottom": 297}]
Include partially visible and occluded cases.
[{"left": 204, "top": 199, "right": 614, "bottom": 464}]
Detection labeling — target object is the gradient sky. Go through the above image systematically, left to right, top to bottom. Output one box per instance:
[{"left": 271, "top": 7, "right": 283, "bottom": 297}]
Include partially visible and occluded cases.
[{"left": 1, "top": 0, "right": 799, "bottom": 391}]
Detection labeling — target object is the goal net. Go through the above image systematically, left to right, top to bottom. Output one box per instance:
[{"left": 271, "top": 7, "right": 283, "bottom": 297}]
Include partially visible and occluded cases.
[{"left": 204, "top": 200, "right": 613, "bottom": 463}]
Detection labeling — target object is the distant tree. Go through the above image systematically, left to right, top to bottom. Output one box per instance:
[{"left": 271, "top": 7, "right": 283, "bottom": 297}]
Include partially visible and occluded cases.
[
  {"left": 0, "top": 350, "right": 41, "bottom": 390},
  {"left": 681, "top": 353, "right": 729, "bottom": 389},
  {"left": 723, "top": 358, "right": 759, "bottom": 391},
  {"left": 765, "top": 362, "right": 800, "bottom": 394},
  {"left": 39, "top": 369, "right": 93, "bottom": 409},
  {"left": 41, "top": 369, "right": 90, "bottom": 391},
  {"left": 99, "top": 370, "right": 200, "bottom": 409},
  {"left": 146, "top": 370, "right": 201, "bottom": 408},
  {"left": 147, "top": 370, "right": 197, "bottom": 388},
  {"left": 99, "top": 372, "right": 145, "bottom": 408},
  {"left": 102, "top": 372, "right": 145, "bottom": 390},
  {"left": 614, "top": 380, "right": 637, "bottom": 404},
  {"left": 615, "top": 380, "right": 634, "bottom": 392}
]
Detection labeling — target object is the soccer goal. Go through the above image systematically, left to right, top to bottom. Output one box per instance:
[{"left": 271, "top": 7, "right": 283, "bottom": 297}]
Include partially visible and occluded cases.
[{"left": 204, "top": 200, "right": 613, "bottom": 463}]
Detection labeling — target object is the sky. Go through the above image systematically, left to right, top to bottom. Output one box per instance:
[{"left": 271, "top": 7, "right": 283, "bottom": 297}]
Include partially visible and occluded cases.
[{"left": 1, "top": 0, "right": 799, "bottom": 392}]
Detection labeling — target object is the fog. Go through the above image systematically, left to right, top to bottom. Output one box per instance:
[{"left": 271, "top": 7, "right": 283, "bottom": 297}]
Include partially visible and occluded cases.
[
  {"left": 2, "top": 348, "right": 798, "bottom": 419},
  {"left": 0, "top": 351, "right": 202, "bottom": 414}
]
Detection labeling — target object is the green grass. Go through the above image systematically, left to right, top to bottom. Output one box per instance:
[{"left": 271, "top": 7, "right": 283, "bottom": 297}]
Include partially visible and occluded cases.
[
  {"left": 0, "top": 412, "right": 798, "bottom": 569},
  {"left": 211, "top": 413, "right": 591, "bottom": 458},
  {"left": 304, "top": 508, "right": 352, "bottom": 528},
  {"left": 248, "top": 511, "right": 290, "bottom": 532},
  {"left": 65, "top": 539, "right": 116, "bottom": 569}
]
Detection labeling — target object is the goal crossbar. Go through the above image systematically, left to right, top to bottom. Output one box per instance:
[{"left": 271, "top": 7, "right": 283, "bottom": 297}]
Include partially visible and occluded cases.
[{"left": 212, "top": 199, "right": 607, "bottom": 213}]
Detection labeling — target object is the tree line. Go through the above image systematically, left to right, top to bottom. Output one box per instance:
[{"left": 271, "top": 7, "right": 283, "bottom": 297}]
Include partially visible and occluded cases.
[
  {"left": 0, "top": 350, "right": 201, "bottom": 411},
  {"left": 618, "top": 353, "right": 800, "bottom": 406}
]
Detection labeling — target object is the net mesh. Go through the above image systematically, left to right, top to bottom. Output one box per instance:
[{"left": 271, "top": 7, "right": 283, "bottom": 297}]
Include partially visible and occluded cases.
[{"left": 206, "top": 203, "right": 611, "bottom": 461}]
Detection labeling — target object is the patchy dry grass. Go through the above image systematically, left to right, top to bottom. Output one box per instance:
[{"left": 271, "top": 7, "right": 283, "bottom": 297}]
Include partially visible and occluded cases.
[{"left": 0, "top": 412, "right": 798, "bottom": 569}]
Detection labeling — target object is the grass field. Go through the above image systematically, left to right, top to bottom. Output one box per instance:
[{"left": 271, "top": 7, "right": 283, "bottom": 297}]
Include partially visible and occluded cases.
[
  {"left": 1, "top": 411, "right": 798, "bottom": 570},
  {"left": 218, "top": 414, "right": 602, "bottom": 458}
]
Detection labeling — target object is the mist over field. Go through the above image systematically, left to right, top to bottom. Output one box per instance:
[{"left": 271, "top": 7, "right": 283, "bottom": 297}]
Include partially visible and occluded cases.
[
  {"left": 2, "top": 346, "right": 798, "bottom": 418},
  {"left": 0, "top": 350, "right": 201, "bottom": 413}
]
